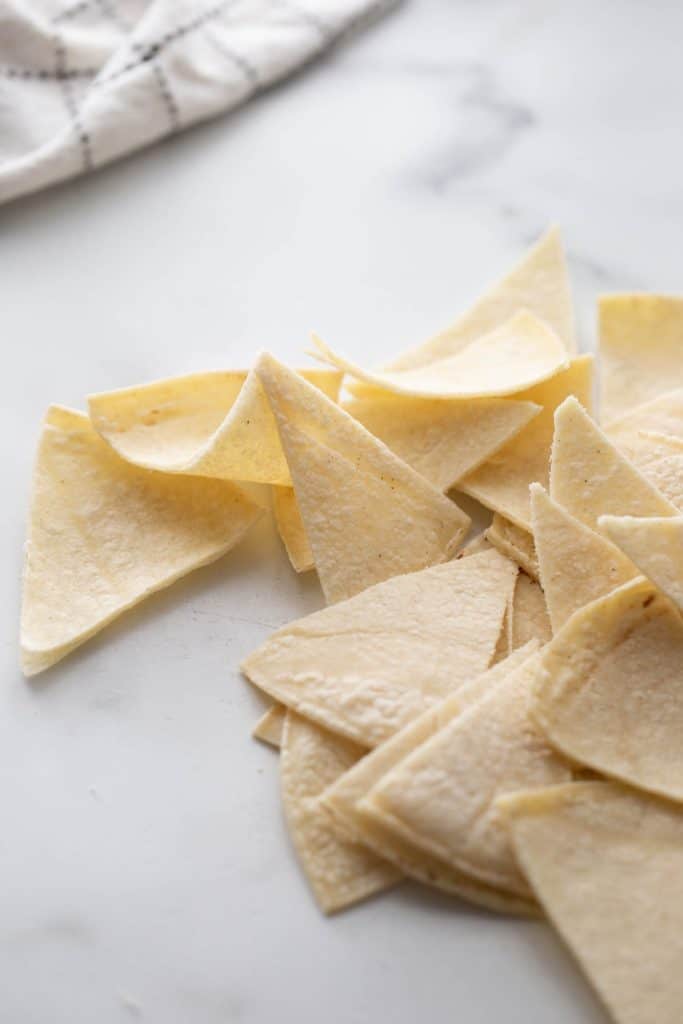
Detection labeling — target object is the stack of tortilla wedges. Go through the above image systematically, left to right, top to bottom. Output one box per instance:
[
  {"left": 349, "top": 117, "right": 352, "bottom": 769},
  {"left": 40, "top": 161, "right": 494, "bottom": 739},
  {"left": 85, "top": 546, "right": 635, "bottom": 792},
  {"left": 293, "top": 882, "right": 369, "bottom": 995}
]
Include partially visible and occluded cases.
[{"left": 20, "top": 230, "right": 683, "bottom": 1024}]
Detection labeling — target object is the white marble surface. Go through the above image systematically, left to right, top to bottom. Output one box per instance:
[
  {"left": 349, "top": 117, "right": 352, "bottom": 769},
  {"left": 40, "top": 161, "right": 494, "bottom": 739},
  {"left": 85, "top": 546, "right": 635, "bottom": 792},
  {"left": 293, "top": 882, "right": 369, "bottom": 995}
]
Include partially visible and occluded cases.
[{"left": 3, "top": 1, "right": 682, "bottom": 1020}]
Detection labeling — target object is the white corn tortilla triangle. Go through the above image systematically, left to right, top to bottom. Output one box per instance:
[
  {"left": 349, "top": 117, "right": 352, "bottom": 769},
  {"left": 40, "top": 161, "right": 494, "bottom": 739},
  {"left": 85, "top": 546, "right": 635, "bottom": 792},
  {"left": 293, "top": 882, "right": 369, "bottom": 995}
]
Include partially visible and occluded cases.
[
  {"left": 381, "top": 226, "right": 577, "bottom": 373},
  {"left": 599, "top": 294, "right": 683, "bottom": 424},
  {"left": 311, "top": 311, "right": 568, "bottom": 400},
  {"left": 255, "top": 353, "right": 470, "bottom": 604},
  {"left": 460, "top": 356, "right": 594, "bottom": 529},
  {"left": 88, "top": 367, "right": 341, "bottom": 486},
  {"left": 606, "top": 390, "right": 683, "bottom": 507},
  {"left": 342, "top": 393, "right": 541, "bottom": 492},
  {"left": 549, "top": 395, "right": 678, "bottom": 528},
  {"left": 20, "top": 407, "right": 262, "bottom": 677},
  {"left": 530, "top": 484, "right": 636, "bottom": 632},
  {"left": 271, "top": 486, "right": 314, "bottom": 573},
  {"left": 486, "top": 513, "right": 539, "bottom": 579},
  {"left": 600, "top": 514, "right": 683, "bottom": 611},
  {"left": 242, "top": 549, "right": 517, "bottom": 748},
  {"left": 510, "top": 572, "right": 551, "bottom": 649},
  {"left": 532, "top": 576, "right": 683, "bottom": 802},
  {"left": 321, "top": 645, "right": 540, "bottom": 916},
  {"left": 361, "top": 651, "right": 571, "bottom": 897},
  {"left": 252, "top": 704, "right": 286, "bottom": 748},
  {"left": 280, "top": 711, "right": 400, "bottom": 914},
  {"left": 500, "top": 781, "right": 683, "bottom": 1024}
]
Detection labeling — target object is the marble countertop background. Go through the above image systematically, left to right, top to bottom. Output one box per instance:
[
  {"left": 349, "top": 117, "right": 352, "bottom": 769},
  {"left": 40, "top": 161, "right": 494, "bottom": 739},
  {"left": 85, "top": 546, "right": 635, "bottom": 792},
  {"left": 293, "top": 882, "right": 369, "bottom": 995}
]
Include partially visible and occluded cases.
[{"left": 3, "top": 1, "right": 682, "bottom": 1021}]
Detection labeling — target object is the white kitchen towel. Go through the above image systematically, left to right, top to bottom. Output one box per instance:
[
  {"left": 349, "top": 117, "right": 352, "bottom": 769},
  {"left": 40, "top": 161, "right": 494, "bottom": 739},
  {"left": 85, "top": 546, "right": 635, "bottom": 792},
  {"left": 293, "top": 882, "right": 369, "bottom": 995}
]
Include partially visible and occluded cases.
[{"left": 0, "top": 0, "right": 393, "bottom": 204}]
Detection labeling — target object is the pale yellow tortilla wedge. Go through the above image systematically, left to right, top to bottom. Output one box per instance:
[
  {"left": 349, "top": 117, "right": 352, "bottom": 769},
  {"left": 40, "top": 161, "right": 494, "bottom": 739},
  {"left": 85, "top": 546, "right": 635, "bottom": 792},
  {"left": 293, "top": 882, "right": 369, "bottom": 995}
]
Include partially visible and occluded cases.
[
  {"left": 381, "top": 226, "right": 577, "bottom": 372},
  {"left": 599, "top": 294, "right": 683, "bottom": 424},
  {"left": 311, "top": 311, "right": 568, "bottom": 400},
  {"left": 255, "top": 354, "right": 470, "bottom": 604},
  {"left": 460, "top": 356, "right": 594, "bottom": 529},
  {"left": 88, "top": 367, "right": 341, "bottom": 486},
  {"left": 606, "top": 390, "right": 683, "bottom": 507},
  {"left": 342, "top": 393, "right": 541, "bottom": 492},
  {"left": 550, "top": 395, "right": 678, "bottom": 528},
  {"left": 20, "top": 407, "right": 262, "bottom": 677},
  {"left": 530, "top": 484, "right": 636, "bottom": 633},
  {"left": 271, "top": 486, "right": 314, "bottom": 573},
  {"left": 486, "top": 513, "right": 539, "bottom": 579},
  {"left": 600, "top": 515, "right": 683, "bottom": 611},
  {"left": 242, "top": 549, "right": 517, "bottom": 748},
  {"left": 510, "top": 572, "right": 551, "bottom": 649},
  {"left": 532, "top": 576, "right": 683, "bottom": 802},
  {"left": 492, "top": 604, "right": 513, "bottom": 664},
  {"left": 322, "top": 645, "right": 540, "bottom": 915},
  {"left": 362, "top": 651, "right": 571, "bottom": 897},
  {"left": 252, "top": 704, "right": 286, "bottom": 748},
  {"left": 280, "top": 711, "right": 400, "bottom": 914},
  {"left": 500, "top": 782, "right": 683, "bottom": 1024}
]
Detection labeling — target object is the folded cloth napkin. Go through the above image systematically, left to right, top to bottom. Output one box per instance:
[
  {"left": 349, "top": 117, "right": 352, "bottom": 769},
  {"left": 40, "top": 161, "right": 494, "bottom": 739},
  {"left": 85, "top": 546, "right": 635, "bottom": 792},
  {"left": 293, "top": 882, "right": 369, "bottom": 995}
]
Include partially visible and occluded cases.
[{"left": 0, "top": 0, "right": 393, "bottom": 204}]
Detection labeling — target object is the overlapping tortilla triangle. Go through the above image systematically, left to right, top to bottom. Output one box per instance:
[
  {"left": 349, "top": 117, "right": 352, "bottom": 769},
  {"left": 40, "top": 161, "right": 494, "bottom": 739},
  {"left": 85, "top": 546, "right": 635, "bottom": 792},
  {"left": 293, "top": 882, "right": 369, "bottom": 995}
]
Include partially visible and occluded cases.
[
  {"left": 381, "top": 226, "right": 577, "bottom": 373},
  {"left": 599, "top": 294, "right": 683, "bottom": 423},
  {"left": 312, "top": 312, "right": 568, "bottom": 400},
  {"left": 255, "top": 354, "right": 470, "bottom": 603},
  {"left": 460, "top": 356, "right": 594, "bottom": 529},
  {"left": 88, "top": 367, "right": 341, "bottom": 485},
  {"left": 606, "top": 389, "right": 683, "bottom": 507},
  {"left": 343, "top": 393, "right": 541, "bottom": 492},
  {"left": 550, "top": 396, "right": 678, "bottom": 528},
  {"left": 20, "top": 407, "right": 262, "bottom": 676},
  {"left": 531, "top": 483, "right": 635, "bottom": 632},
  {"left": 271, "top": 486, "right": 314, "bottom": 573},
  {"left": 486, "top": 513, "right": 539, "bottom": 579},
  {"left": 600, "top": 515, "right": 683, "bottom": 611},
  {"left": 242, "top": 549, "right": 517, "bottom": 748},
  {"left": 510, "top": 572, "right": 551, "bottom": 649},
  {"left": 532, "top": 577, "right": 683, "bottom": 802},
  {"left": 321, "top": 645, "right": 539, "bottom": 916},
  {"left": 361, "top": 651, "right": 571, "bottom": 897},
  {"left": 252, "top": 704, "right": 286, "bottom": 748},
  {"left": 280, "top": 711, "right": 400, "bottom": 914},
  {"left": 501, "top": 782, "right": 683, "bottom": 1024}
]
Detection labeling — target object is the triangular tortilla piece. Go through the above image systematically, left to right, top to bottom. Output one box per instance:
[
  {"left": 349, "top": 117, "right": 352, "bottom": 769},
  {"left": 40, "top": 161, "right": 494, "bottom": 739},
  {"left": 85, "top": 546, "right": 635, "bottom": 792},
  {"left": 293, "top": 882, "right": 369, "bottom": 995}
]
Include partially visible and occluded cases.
[
  {"left": 382, "top": 227, "right": 576, "bottom": 372},
  {"left": 599, "top": 294, "right": 683, "bottom": 424},
  {"left": 311, "top": 311, "right": 568, "bottom": 399},
  {"left": 256, "top": 354, "right": 470, "bottom": 603},
  {"left": 460, "top": 356, "right": 594, "bottom": 529},
  {"left": 88, "top": 368, "right": 341, "bottom": 485},
  {"left": 606, "top": 391, "right": 683, "bottom": 507},
  {"left": 342, "top": 393, "right": 541, "bottom": 492},
  {"left": 550, "top": 396, "right": 678, "bottom": 528},
  {"left": 20, "top": 407, "right": 262, "bottom": 677},
  {"left": 531, "top": 484, "right": 636, "bottom": 632},
  {"left": 271, "top": 486, "right": 314, "bottom": 573},
  {"left": 486, "top": 513, "right": 539, "bottom": 579},
  {"left": 600, "top": 515, "right": 683, "bottom": 611},
  {"left": 242, "top": 549, "right": 517, "bottom": 748},
  {"left": 510, "top": 572, "right": 551, "bottom": 649},
  {"left": 532, "top": 577, "right": 683, "bottom": 802},
  {"left": 492, "top": 604, "right": 513, "bottom": 664},
  {"left": 322, "top": 645, "right": 540, "bottom": 915},
  {"left": 362, "top": 651, "right": 571, "bottom": 897},
  {"left": 252, "top": 704, "right": 286, "bottom": 748},
  {"left": 280, "top": 711, "right": 400, "bottom": 914},
  {"left": 500, "top": 782, "right": 683, "bottom": 1024}
]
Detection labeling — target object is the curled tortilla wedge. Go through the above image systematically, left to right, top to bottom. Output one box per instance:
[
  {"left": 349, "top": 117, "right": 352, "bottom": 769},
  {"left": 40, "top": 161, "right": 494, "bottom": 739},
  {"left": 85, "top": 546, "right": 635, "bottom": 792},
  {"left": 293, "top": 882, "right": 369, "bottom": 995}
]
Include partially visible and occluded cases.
[
  {"left": 380, "top": 226, "right": 577, "bottom": 373},
  {"left": 599, "top": 294, "right": 683, "bottom": 424},
  {"left": 311, "top": 311, "right": 568, "bottom": 400},
  {"left": 256, "top": 354, "right": 470, "bottom": 604},
  {"left": 460, "top": 356, "right": 594, "bottom": 529},
  {"left": 89, "top": 367, "right": 341, "bottom": 485},
  {"left": 343, "top": 393, "right": 541, "bottom": 493},
  {"left": 20, "top": 407, "right": 262, "bottom": 677},
  {"left": 531, "top": 483, "right": 636, "bottom": 633},
  {"left": 486, "top": 513, "right": 539, "bottom": 579},
  {"left": 600, "top": 515, "right": 683, "bottom": 611},
  {"left": 242, "top": 549, "right": 517, "bottom": 748},
  {"left": 532, "top": 577, "right": 683, "bottom": 802},
  {"left": 321, "top": 645, "right": 540, "bottom": 916},
  {"left": 361, "top": 651, "right": 571, "bottom": 898},
  {"left": 280, "top": 711, "right": 400, "bottom": 914},
  {"left": 500, "top": 782, "right": 683, "bottom": 1024}
]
